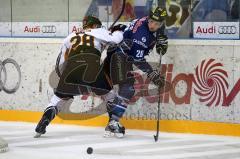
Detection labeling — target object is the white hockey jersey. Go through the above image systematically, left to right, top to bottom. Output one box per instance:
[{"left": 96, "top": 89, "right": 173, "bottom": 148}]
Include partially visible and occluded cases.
[{"left": 58, "top": 28, "right": 123, "bottom": 65}]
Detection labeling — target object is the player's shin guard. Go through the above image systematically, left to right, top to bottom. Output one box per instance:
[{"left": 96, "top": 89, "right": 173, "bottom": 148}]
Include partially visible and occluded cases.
[
  {"left": 102, "top": 90, "right": 116, "bottom": 122},
  {"left": 34, "top": 95, "right": 65, "bottom": 138},
  {"left": 104, "top": 96, "right": 127, "bottom": 138},
  {"left": 34, "top": 106, "right": 58, "bottom": 138}
]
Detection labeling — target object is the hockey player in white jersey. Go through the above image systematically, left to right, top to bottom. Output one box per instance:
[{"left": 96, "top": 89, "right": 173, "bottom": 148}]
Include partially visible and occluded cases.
[{"left": 34, "top": 16, "right": 125, "bottom": 138}]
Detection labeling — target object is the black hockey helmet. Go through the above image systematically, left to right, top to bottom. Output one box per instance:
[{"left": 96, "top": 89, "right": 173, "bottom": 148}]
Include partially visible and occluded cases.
[
  {"left": 149, "top": 7, "right": 167, "bottom": 22},
  {"left": 82, "top": 15, "right": 102, "bottom": 29}
]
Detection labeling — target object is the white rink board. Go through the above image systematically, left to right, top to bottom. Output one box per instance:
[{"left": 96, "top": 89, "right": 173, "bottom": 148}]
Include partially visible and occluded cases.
[{"left": 1, "top": 39, "right": 240, "bottom": 124}]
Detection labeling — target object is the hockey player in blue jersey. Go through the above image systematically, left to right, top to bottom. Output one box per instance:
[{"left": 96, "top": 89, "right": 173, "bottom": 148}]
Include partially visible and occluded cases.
[{"left": 104, "top": 7, "right": 168, "bottom": 138}]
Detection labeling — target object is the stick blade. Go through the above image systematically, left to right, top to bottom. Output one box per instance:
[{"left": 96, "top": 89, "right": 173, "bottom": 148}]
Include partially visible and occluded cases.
[{"left": 154, "top": 135, "right": 158, "bottom": 142}]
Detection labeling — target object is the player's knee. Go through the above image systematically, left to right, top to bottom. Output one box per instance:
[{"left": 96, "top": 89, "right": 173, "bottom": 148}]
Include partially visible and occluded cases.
[
  {"left": 119, "top": 86, "right": 135, "bottom": 100},
  {"left": 102, "top": 90, "right": 116, "bottom": 102}
]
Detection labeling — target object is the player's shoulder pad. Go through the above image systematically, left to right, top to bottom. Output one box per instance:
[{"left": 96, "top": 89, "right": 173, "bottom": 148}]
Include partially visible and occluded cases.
[
  {"left": 131, "top": 17, "right": 148, "bottom": 33},
  {"left": 127, "top": 19, "right": 138, "bottom": 31},
  {"left": 63, "top": 32, "right": 76, "bottom": 43},
  {"left": 67, "top": 32, "right": 78, "bottom": 39}
]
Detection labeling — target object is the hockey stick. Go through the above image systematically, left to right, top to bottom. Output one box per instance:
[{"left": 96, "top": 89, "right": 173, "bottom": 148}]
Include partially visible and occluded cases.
[
  {"left": 108, "top": 0, "right": 126, "bottom": 30},
  {"left": 153, "top": 0, "right": 168, "bottom": 142},
  {"left": 153, "top": 53, "right": 162, "bottom": 142}
]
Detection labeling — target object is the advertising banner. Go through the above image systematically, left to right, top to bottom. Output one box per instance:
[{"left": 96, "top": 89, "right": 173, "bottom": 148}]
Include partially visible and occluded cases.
[
  {"left": 0, "top": 22, "right": 11, "bottom": 37},
  {"left": 11, "top": 22, "right": 68, "bottom": 37},
  {"left": 193, "top": 22, "right": 240, "bottom": 39}
]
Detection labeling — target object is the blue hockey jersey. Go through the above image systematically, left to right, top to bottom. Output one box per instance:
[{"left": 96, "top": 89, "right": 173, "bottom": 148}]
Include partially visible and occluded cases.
[{"left": 123, "top": 16, "right": 157, "bottom": 61}]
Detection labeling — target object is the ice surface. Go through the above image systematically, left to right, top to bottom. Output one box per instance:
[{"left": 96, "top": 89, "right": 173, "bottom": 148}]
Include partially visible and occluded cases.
[{"left": 0, "top": 121, "right": 240, "bottom": 159}]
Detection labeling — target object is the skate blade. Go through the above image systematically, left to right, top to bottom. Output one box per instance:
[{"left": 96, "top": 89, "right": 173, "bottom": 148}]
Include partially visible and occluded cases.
[
  {"left": 103, "top": 131, "right": 124, "bottom": 138},
  {"left": 103, "top": 131, "right": 114, "bottom": 138},
  {"left": 34, "top": 133, "right": 42, "bottom": 138},
  {"left": 114, "top": 133, "right": 124, "bottom": 138}
]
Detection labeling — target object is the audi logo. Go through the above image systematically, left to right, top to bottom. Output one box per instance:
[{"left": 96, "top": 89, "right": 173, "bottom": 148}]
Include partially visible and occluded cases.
[
  {"left": 42, "top": 25, "right": 56, "bottom": 33},
  {"left": 218, "top": 26, "right": 237, "bottom": 34},
  {"left": 0, "top": 58, "right": 21, "bottom": 94}
]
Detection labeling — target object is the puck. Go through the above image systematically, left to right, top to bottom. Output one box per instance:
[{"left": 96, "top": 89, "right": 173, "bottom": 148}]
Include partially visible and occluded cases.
[{"left": 87, "top": 147, "right": 93, "bottom": 154}]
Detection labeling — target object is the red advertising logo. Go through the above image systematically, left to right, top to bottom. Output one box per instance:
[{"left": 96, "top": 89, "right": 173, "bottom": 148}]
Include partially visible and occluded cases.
[
  {"left": 194, "top": 22, "right": 239, "bottom": 39},
  {"left": 24, "top": 25, "right": 56, "bottom": 33},
  {"left": 24, "top": 26, "right": 40, "bottom": 33},
  {"left": 71, "top": 26, "right": 83, "bottom": 33},
  {"left": 196, "top": 26, "right": 216, "bottom": 34},
  {"left": 72, "top": 58, "right": 240, "bottom": 107},
  {"left": 193, "top": 59, "right": 229, "bottom": 106},
  {"left": 194, "top": 59, "right": 240, "bottom": 107}
]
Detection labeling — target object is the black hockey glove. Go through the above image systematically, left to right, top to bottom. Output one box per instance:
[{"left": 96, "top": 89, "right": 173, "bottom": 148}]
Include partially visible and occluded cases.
[
  {"left": 111, "top": 24, "right": 127, "bottom": 33},
  {"left": 156, "top": 35, "right": 168, "bottom": 56},
  {"left": 147, "top": 70, "right": 165, "bottom": 87}
]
